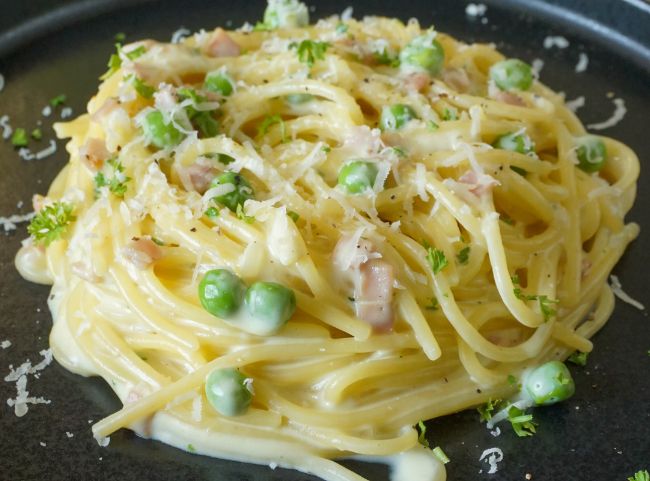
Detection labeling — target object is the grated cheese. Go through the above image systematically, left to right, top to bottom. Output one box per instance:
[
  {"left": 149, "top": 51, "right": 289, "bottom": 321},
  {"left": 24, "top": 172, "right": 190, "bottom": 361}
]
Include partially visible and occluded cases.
[
  {"left": 465, "top": 3, "right": 487, "bottom": 17},
  {"left": 171, "top": 27, "right": 191, "bottom": 44},
  {"left": 543, "top": 35, "right": 569, "bottom": 49},
  {"left": 575, "top": 52, "right": 589, "bottom": 73},
  {"left": 531, "top": 58, "right": 544, "bottom": 76},
  {"left": 565, "top": 96, "right": 585, "bottom": 113},
  {"left": 587, "top": 97, "right": 626, "bottom": 130},
  {"left": 42, "top": 105, "right": 52, "bottom": 117},
  {"left": 60, "top": 107, "right": 73, "bottom": 119},
  {"left": 0, "top": 114, "right": 12, "bottom": 139},
  {"left": 35, "top": 140, "right": 57, "bottom": 160},
  {"left": 0, "top": 212, "right": 35, "bottom": 232},
  {"left": 609, "top": 275, "right": 645, "bottom": 311},
  {"left": 1, "top": 340, "right": 11, "bottom": 349},
  {"left": 5, "top": 349, "right": 54, "bottom": 417},
  {"left": 66, "top": 431, "right": 74, "bottom": 438},
  {"left": 479, "top": 447, "right": 504, "bottom": 474}
]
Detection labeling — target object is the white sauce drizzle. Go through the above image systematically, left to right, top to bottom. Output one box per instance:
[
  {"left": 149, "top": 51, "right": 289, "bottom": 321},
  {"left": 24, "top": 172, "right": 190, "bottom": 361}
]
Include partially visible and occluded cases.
[
  {"left": 465, "top": 3, "right": 487, "bottom": 17},
  {"left": 171, "top": 27, "right": 191, "bottom": 44},
  {"left": 543, "top": 36, "right": 569, "bottom": 49},
  {"left": 565, "top": 96, "right": 585, "bottom": 113},
  {"left": 587, "top": 98, "right": 626, "bottom": 130},
  {"left": 0, "top": 114, "right": 12, "bottom": 139},
  {"left": 0, "top": 211, "right": 35, "bottom": 232},
  {"left": 1, "top": 340, "right": 11, "bottom": 349},
  {"left": 479, "top": 447, "right": 503, "bottom": 474}
]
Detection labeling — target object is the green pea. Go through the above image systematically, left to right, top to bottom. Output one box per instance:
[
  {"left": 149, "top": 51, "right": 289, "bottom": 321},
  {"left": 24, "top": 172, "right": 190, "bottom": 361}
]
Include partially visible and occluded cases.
[
  {"left": 263, "top": 0, "right": 309, "bottom": 29},
  {"left": 400, "top": 34, "right": 445, "bottom": 76},
  {"left": 490, "top": 59, "right": 533, "bottom": 91},
  {"left": 204, "top": 72, "right": 234, "bottom": 97},
  {"left": 285, "top": 93, "right": 314, "bottom": 104},
  {"left": 380, "top": 104, "right": 418, "bottom": 131},
  {"left": 141, "top": 110, "right": 184, "bottom": 149},
  {"left": 193, "top": 112, "right": 219, "bottom": 138},
  {"left": 494, "top": 131, "right": 536, "bottom": 155},
  {"left": 575, "top": 136, "right": 607, "bottom": 173},
  {"left": 338, "top": 160, "right": 379, "bottom": 194},
  {"left": 209, "top": 172, "right": 254, "bottom": 212},
  {"left": 198, "top": 269, "right": 246, "bottom": 319},
  {"left": 244, "top": 281, "right": 296, "bottom": 334},
  {"left": 525, "top": 361, "right": 575, "bottom": 406},
  {"left": 205, "top": 368, "right": 252, "bottom": 416}
]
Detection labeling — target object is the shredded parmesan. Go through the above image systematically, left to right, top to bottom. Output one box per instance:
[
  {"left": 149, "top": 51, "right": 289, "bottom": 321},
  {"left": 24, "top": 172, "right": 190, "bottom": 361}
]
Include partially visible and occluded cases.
[
  {"left": 465, "top": 3, "right": 487, "bottom": 17},
  {"left": 171, "top": 27, "right": 191, "bottom": 44},
  {"left": 543, "top": 35, "right": 569, "bottom": 49},
  {"left": 575, "top": 52, "right": 589, "bottom": 73},
  {"left": 531, "top": 58, "right": 544, "bottom": 76},
  {"left": 565, "top": 96, "right": 585, "bottom": 113},
  {"left": 587, "top": 98, "right": 626, "bottom": 130},
  {"left": 42, "top": 105, "right": 52, "bottom": 117},
  {"left": 60, "top": 107, "right": 73, "bottom": 119},
  {"left": 0, "top": 114, "right": 12, "bottom": 139},
  {"left": 0, "top": 212, "right": 35, "bottom": 232},
  {"left": 609, "top": 275, "right": 645, "bottom": 311},
  {"left": 1, "top": 340, "right": 11, "bottom": 349},
  {"left": 479, "top": 447, "right": 504, "bottom": 474}
]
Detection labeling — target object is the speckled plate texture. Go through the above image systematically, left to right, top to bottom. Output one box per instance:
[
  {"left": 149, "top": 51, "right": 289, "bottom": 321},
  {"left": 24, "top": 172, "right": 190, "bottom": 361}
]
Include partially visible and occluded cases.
[{"left": 0, "top": 1, "right": 648, "bottom": 480}]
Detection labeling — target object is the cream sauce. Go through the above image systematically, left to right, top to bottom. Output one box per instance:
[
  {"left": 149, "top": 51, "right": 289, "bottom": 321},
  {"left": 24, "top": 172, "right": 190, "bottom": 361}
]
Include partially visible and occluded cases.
[{"left": 15, "top": 244, "right": 52, "bottom": 285}]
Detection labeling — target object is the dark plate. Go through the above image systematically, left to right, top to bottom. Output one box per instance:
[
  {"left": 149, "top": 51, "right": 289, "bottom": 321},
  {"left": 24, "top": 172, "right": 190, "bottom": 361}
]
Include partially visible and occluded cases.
[{"left": 0, "top": 1, "right": 649, "bottom": 480}]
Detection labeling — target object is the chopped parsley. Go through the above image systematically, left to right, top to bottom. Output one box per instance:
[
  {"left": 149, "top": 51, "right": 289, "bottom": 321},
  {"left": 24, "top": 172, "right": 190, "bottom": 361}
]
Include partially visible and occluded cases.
[
  {"left": 253, "top": 21, "right": 273, "bottom": 32},
  {"left": 335, "top": 22, "right": 349, "bottom": 35},
  {"left": 114, "top": 32, "right": 126, "bottom": 43},
  {"left": 289, "top": 40, "right": 330, "bottom": 68},
  {"left": 101, "top": 44, "right": 147, "bottom": 80},
  {"left": 125, "top": 45, "right": 147, "bottom": 60},
  {"left": 373, "top": 48, "right": 400, "bottom": 68},
  {"left": 127, "top": 75, "right": 155, "bottom": 99},
  {"left": 177, "top": 87, "right": 219, "bottom": 138},
  {"left": 50, "top": 94, "right": 67, "bottom": 107},
  {"left": 442, "top": 107, "right": 458, "bottom": 121},
  {"left": 258, "top": 114, "right": 286, "bottom": 142},
  {"left": 427, "top": 120, "right": 439, "bottom": 131},
  {"left": 11, "top": 128, "right": 28, "bottom": 147},
  {"left": 31, "top": 128, "right": 43, "bottom": 140},
  {"left": 321, "top": 145, "right": 331, "bottom": 153},
  {"left": 391, "top": 146, "right": 407, "bottom": 158},
  {"left": 94, "top": 158, "right": 131, "bottom": 198},
  {"left": 28, "top": 202, "right": 76, "bottom": 246},
  {"left": 236, "top": 204, "right": 255, "bottom": 224},
  {"left": 204, "top": 207, "right": 220, "bottom": 219},
  {"left": 287, "top": 210, "right": 300, "bottom": 222},
  {"left": 501, "top": 214, "right": 515, "bottom": 225},
  {"left": 151, "top": 237, "right": 165, "bottom": 246},
  {"left": 425, "top": 245, "right": 448, "bottom": 275},
  {"left": 456, "top": 246, "right": 470, "bottom": 265},
  {"left": 512, "top": 275, "right": 558, "bottom": 322},
  {"left": 425, "top": 297, "right": 439, "bottom": 311},
  {"left": 567, "top": 351, "right": 589, "bottom": 366},
  {"left": 507, "top": 374, "right": 519, "bottom": 388},
  {"left": 477, "top": 398, "right": 501, "bottom": 422},
  {"left": 507, "top": 405, "right": 537, "bottom": 437},
  {"left": 416, "top": 420, "right": 429, "bottom": 448},
  {"left": 187, "top": 443, "right": 197, "bottom": 453},
  {"left": 432, "top": 446, "right": 450, "bottom": 465},
  {"left": 628, "top": 470, "right": 650, "bottom": 481}
]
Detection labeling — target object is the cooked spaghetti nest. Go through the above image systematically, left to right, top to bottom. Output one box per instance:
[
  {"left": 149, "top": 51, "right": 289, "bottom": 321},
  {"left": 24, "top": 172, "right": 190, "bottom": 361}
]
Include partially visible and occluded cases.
[{"left": 16, "top": 5, "right": 639, "bottom": 481}]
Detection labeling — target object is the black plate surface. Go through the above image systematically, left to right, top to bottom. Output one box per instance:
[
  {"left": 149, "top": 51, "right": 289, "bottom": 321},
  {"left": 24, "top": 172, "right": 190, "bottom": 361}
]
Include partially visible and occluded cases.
[{"left": 0, "top": 1, "right": 649, "bottom": 480}]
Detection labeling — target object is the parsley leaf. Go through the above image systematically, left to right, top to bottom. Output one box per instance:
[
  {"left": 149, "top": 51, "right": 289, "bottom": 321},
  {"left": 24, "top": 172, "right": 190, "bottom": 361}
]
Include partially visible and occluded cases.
[
  {"left": 114, "top": 32, "right": 126, "bottom": 43},
  {"left": 289, "top": 40, "right": 330, "bottom": 68},
  {"left": 101, "top": 44, "right": 124, "bottom": 80},
  {"left": 125, "top": 45, "right": 147, "bottom": 60},
  {"left": 373, "top": 48, "right": 400, "bottom": 68},
  {"left": 127, "top": 75, "right": 155, "bottom": 99},
  {"left": 177, "top": 87, "right": 219, "bottom": 138},
  {"left": 50, "top": 94, "right": 67, "bottom": 107},
  {"left": 442, "top": 107, "right": 458, "bottom": 121},
  {"left": 258, "top": 114, "right": 286, "bottom": 142},
  {"left": 427, "top": 120, "right": 439, "bottom": 131},
  {"left": 11, "top": 128, "right": 28, "bottom": 147},
  {"left": 31, "top": 128, "right": 43, "bottom": 140},
  {"left": 94, "top": 158, "right": 131, "bottom": 198},
  {"left": 28, "top": 202, "right": 76, "bottom": 246},
  {"left": 236, "top": 204, "right": 255, "bottom": 224},
  {"left": 204, "top": 207, "right": 220, "bottom": 219},
  {"left": 287, "top": 210, "right": 300, "bottom": 222},
  {"left": 425, "top": 245, "right": 448, "bottom": 275},
  {"left": 456, "top": 246, "right": 470, "bottom": 265},
  {"left": 512, "top": 275, "right": 558, "bottom": 322},
  {"left": 425, "top": 297, "right": 439, "bottom": 311},
  {"left": 567, "top": 351, "right": 588, "bottom": 366},
  {"left": 507, "top": 374, "right": 519, "bottom": 387},
  {"left": 477, "top": 398, "right": 501, "bottom": 422},
  {"left": 507, "top": 405, "right": 537, "bottom": 437},
  {"left": 416, "top": 420, "right": 429, "bottom": 448},
  {"left": 187, "top": 443, "right": 197, "bottom": 453},
  {"left": 628, "top": 470, "right": 650, "bottom": 481}
]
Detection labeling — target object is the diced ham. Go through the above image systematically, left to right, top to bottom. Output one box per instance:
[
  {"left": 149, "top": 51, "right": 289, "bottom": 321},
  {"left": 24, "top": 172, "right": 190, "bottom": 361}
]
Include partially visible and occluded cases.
[
  {"left": 206, "top": 29, "right": 240, "bottom": 58},
  {"left": 442, "top": 68, "right": 470, "bottom": 93},
  {"left": 404, "top": 72, "right": 431, "bottom": 92},
  {"left": 492, "top": 90, "right": 526, "bottom": 106},
  {"left": 78, "top": 138, "right": 110, "bottom": 171},
  {"left": 177, "top": 159, "right": 217, "bottom": 194},
  {"left": 459, "top": 170, "right": 500, "bottom": 196},
  {"left": 121, "top": 237, "right": 163, "bottom": 269},
  {"left": 354, "top": 259, "right": 394, "bottom": 331}
]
